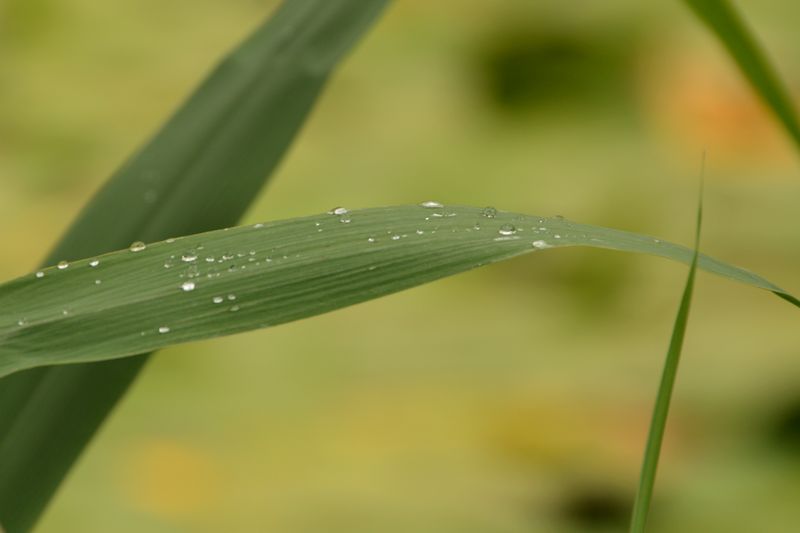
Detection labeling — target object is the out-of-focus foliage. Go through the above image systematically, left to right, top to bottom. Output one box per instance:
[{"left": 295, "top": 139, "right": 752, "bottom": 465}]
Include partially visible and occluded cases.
[{"left": 2, "top": 0, "right": 799, "bottom": 531}]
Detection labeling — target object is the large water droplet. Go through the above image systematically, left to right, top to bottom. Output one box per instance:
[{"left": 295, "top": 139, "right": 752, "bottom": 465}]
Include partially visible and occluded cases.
[
  {"left": 420, "top": 201, "right": 443, "bottom": 208},
  {"left": 329, "top": 207, "right": 349, "bottom": 215},
  {"left": 482, "top": 207, "right": 497, "bottom": 218},
  {"left": 498, "top": 224, "right": 517, "bottom": 236},
  {"left": 129, "top": 241, "right": 146, "bottom": 252},
  {"left": 57, "top": 261, "right": 69, "bottom": 270},
  {"left": 181, "top": 281, "right": 196, "bottom": 292},
  {"left": 158, "top": 326, "right": 170, "bottom": 334}
]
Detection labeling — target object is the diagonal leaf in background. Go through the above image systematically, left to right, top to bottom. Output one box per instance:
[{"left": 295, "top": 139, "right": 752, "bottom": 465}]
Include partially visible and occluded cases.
[
  {"left": 684, "top": 0, "right": 800, "bottom": 152},
  {"left": 0, "top": 1, "right": 390, "bottom": 531},
  {"left": 1, "top": 205, "right": 796, "bottom": 377}
]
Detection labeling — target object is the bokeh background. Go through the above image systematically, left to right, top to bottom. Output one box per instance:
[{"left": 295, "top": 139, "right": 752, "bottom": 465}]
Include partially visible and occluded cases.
[{"left": 2, "top": 0, "right": 800, "bottom": 531}]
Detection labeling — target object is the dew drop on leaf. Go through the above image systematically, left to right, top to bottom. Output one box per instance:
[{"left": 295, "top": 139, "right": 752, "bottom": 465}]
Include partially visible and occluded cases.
[
  {"left": 420, "top": 201, "right": 443, "bottom": 208},
  {"left": 482, "top": 207, "right": 497, "bottom": 218},
  {"left": 498, "top": 224, "right": 517, "bottom": 236},
  {"left": 129, "top": 241, "right": 146, "bottom": 252},
  {"left": 57, "top": 261, "right": 69, "bottom": 270},
  {"left": 181, "top": 281, "right": 196, "bottom": 292},
  {"left": 158, "top": 326, "right": 170, "bottom": 334}
]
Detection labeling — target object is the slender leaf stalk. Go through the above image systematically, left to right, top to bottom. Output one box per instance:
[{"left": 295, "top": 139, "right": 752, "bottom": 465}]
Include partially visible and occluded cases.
[{"left": 629, "top": 180, "right": 704, "bottom": 532}]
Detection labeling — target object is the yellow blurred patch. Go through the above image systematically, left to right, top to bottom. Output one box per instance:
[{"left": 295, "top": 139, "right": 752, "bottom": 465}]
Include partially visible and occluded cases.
[{"left": 120, "top": 438, "right": 222, "bottom": 520}]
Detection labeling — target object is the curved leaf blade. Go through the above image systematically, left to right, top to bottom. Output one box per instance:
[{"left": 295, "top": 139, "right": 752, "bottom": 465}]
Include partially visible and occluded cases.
[
  {"left": 684, "top": 0, "right": 800, "bottom": 151},
  {"left": 1, "top": 205, "right": 795, "bottom": 377}
]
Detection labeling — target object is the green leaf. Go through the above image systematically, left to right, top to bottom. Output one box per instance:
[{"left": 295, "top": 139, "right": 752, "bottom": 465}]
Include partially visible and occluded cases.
[
  {"left": 684, "top": 0, "right": 800, "bottom": 151},
  {"left": 0, "top": 1, "right": 389, "bottom": 530},
  {"left": 629, "top": 181, "right": 704, "bottom": 532},
  {"left": 1, "top": 204, "right": 795, "bottom": 377}
]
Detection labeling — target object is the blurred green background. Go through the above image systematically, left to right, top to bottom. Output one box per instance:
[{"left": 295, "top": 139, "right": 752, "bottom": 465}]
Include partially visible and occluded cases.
[{"left": 2, "top": 0, "right": 800, "bottom": 531}]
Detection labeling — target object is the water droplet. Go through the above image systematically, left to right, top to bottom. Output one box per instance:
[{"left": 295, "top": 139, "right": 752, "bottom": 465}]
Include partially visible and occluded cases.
[
  {"left": 420, "top": 201, "right": 443, "bottom": 208},
  {"left": 329, "top": 207, "right": 349, "bottom": 215},
  {"left": 482, "top": 207, "right": 497, "bottom": 218},
  {"left": 339, "top": 216, "right": 351, "bottom": 224},
  {"left": 253, "top": 223, "right": 264, "bottom": 229},
  {"left": 473, "top": 223, "right": 481, "bottom": 231},
  {"left": 498, "top": 224, "right": 517, "bottom": 236},
  {"left": 415, "top": 229, "right": 424, "bottom": 235},
  {"left": 554, "top": 234, "right": 561, "bottom": 239},
  {"left": 391, "top": 235, "right": 401, "bottom": 241},
  {"left": 367, "top": 237, "right": 376, "bottom": 243},
  {"left": 166, "top": 238, "right": 176, "bottom": 244},
  {"left": 532, "top": 240, "right": 551, "bottom": 249},
  {"left": 181, "top": 250, "right": 198, "bottom": 262},
  {"left": 205, "top": 257, "right": 215, "bottom": 263},
  {"left": 89, "top": 259, "right": 100, "bottom": 267},
  {"left": 57, "top": 261, "right": 69, "bottom": 270},
  {"left": 35, "top": 271, "right": 44, "bottom": 279},
  {"left": 95, "top": 279, "right": 102, "bottom": 285},
  {"left": 181, "top": 281, "right": 196, "bottom": 292},
  {"left": 227, "top": 294, "right": 236, "bottom": 301},
  {"left": 212, "top": 296, "right": 224, "bottom": 304},
  {"left": 229, "top": 305, "right": 240, "bottom": 312},
  {"left": 61, "top": 309, "right": 69, "bottom": 316},
  {"left": 17, "top": 318, "right": 27, "bottom": 327},
  {"left": 158, "top": 326, "right": 170, "bottom": 334}
]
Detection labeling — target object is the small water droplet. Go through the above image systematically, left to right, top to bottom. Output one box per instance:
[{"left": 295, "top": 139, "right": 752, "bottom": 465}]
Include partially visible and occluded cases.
[
  {"left": 420, "top": 201, "right": 443, "bottom": 208},
  {"left": 329, "top": 207, "right": 349, "bottom": 215},
  {"left": 482, "top": 207, "right": 497, "bottom": 218},
  {"left": 339, "top": 216, "right": 351, "bottom": 224},
  {"left": 253, "top": 223, "right": 264, "bottom": 229},
  {"left": 498, "top": 224, "right": 517, "bottom": 236},
  {"left": 415, "top": 229, "right": 424, "bottom": 235},
  {"left": 554, "top": 234, "right": 561, "bottom": 239},
  {"left": 391, "top": 235, "right": 401, "bottom": 241},
  {"left": 367, "top": 236, "right": 376, "bottom": 243},
  {"left": 166, "top": 238, "right": 176, "bottom": 244},
  {"left": 532, "top": 240, "right": 551, "bottom": 249},
  {"left": 129, "top": 241, "right": 146, "bottom": 252},
  {"left": 181, "top": 250, "right": 198, "bottom": 262},
  {"left": 205, "top": 257, "right": 215, "bottom": 263},
  {"left": 89, "top": 259, "right": 100, "bottom": 267},
  {"left": 57, "top": 261, "right": 69, "bottom": 270},
  {"left": 35, "top": 271, "right": 44, "bottom": 279},
  {"left": 95, "top": 279, "right": 102, "bottom": 285},
  {"left": 181, "top": 281, "right": 196, "bottom": 292},
  {"left": 227, "top": 294, "right": 236, "bottom": 301},
  {"left": 212, "top": 296, "right": 224, "bottom": 304},
  {"left": 229, "top": 305, "right": 240, "bottom": 312},
  {"left": 61, "top": 309, "right": 69, "bottom": 316},
  {"left": 17, "top": 318, "right": 27, "bottom": 327},
  {"left": 158, "top": 326, "right": 170, "bottom": 334}
]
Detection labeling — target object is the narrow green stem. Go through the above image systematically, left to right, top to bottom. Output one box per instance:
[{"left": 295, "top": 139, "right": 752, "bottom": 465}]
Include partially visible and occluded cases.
[{"left": 629, "top": 175, "right": 703, "bottom": 532}]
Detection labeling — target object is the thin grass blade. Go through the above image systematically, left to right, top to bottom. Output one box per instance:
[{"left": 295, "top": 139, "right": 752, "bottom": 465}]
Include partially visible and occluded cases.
[
  {"left": 684, "top": 0, "right": 800, "bottom": 151},
  {"left": 0, "top": 1, "right": 389, "bottom": 530},
  {"left": 629, "top": 183, "right": 704, "bottom": 532},
  {"left": 0, "top": 204, "right": 794, "bottom": 377}
]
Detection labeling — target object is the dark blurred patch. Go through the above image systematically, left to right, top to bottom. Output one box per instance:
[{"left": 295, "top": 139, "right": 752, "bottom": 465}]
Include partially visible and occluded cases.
[
  {"left": 473, "top": 23, "right": 636, "bottom": 114},
  {"left": 767, "top": 395, "right": 800, "bottom": 455},
  {"left": 556, "top": 485, "right": 632, "bottom": 530}
]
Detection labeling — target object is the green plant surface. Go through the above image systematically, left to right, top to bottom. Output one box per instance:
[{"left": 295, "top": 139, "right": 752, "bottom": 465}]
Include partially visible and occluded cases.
[
  {"left": 684, "top": 0, "right": 800, "bottom": 151},
  {"left": 0, "top": 1, "right": 389, "bottom": 531},
  {"left": 630, "top": 183, "right": 703, "bottom": 532},
  {"left": 1, "top": 204, "right": 795, "bottom": 378}
]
